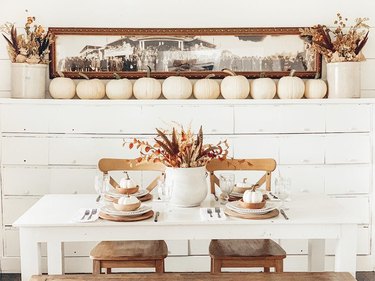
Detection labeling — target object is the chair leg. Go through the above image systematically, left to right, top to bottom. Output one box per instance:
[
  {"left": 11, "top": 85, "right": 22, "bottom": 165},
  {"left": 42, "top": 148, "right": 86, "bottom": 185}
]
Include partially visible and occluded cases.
[
  {"left": 211, "top": 258, "right": 222, "bottom": 273},
  {"left": 155, "top": 259, "right": 165, "bottom": 273},
  {"left": 93, "top": 260, "right": 101, "bottom": 274},
  {"left": 275, "top": 260, "right": 284, "bottom": 272},
  {"left": 264, "top": 267, "right": 270, "bottom": 272},
  {"left": 106, "top": 268, "right": 112, "bottom": 274}
]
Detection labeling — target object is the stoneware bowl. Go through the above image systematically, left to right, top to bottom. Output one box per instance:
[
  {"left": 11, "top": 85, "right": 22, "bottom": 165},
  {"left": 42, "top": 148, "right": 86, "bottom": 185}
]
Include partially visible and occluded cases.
[
  {"left": 115, "top": 185, "right": 139, "bottom": 195},
  {"left": 233, "top": 185, "right": 252, "bottom": 194},
  {"left": 239, "top": 199, "right": 266, "bottom": 209},
  {"left": 113, "top": 201, "right": 141, "bottom": 211}
]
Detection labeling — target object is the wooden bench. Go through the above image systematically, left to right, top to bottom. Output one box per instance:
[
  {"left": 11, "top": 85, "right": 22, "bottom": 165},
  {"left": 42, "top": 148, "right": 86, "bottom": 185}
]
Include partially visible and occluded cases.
[{"left": 30, "top": 272, "right": 357, "bottom": 281}]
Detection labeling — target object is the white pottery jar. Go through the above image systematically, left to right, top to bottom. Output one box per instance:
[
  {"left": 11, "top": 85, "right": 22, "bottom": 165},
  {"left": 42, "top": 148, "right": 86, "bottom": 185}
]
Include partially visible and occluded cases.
[
  {"left": 326, "top": 61, "right": 361, "bottom": 98},
  {"left": 11, "top": 63, "right": 47, "bottom": 99},
  {"left": 165, "top": 166, "right": 208, "bottom": 207}
]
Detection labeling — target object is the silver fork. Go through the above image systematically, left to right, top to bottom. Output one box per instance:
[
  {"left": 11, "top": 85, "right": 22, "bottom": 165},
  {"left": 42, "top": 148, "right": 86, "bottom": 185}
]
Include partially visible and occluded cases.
[
  {"left": 214, "top": 207, "right": 221, "bottom": 218},
  {"left": 207, "top": 208, "right": 213, "bottom": 218},
  {"left": 81, "top": 209, "right": 90, "bottom": 220},
  {"left": 87, "top": 209, "right": 97, "bottom": 220}
]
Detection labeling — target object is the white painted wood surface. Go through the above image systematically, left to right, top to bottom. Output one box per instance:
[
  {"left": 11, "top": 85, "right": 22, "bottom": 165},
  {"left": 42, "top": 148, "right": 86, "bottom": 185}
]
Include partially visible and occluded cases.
[
  {"left": 0, "top": 99, "right": 374, "bottom": 274},
  {"left": 13, "top": 193, "right": 362, "bottom": 280}
]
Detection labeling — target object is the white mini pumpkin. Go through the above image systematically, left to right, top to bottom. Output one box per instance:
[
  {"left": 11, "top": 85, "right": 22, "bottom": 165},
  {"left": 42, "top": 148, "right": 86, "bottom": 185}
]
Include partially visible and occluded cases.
[
  {"left": 133, "top": 66, "right": 162, "bottom": 99},
  {"left": 220, "top": 69, "right": 249, "bottom": 99},
  {"left": 277, "top": 70, "right": 305, "bottom": 99},
  {"left": 106, "top": 74, "right": 132, "bottom": 99},
  {"left": 193, "top": 74, "right": 220, "bottom": 99},
  {"left": 76, "top": 76, "right": 105, "bottom": 99},
  {"left": 162, "top": 76, "right": 192, "bottom": 99},
  {"left": 49, "top": 77, "right": 76, "bottom": 99},
  {"left": 250, "top": 77, "right": 276, "bottom": 99},
  {"left": 305, "top": 78, "right": 327, "bottom": 99},
  {"left": 119, "top": 172, "right": 137, "bottom": 189},
  {"left": 243, "top": 186, "right": 263, "bottom": 203}
]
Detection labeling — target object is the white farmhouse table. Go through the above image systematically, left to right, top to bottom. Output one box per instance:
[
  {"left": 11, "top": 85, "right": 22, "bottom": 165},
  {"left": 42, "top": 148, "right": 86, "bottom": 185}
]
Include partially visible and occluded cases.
[{"left": 14, "top": 193, "right": 362, "bottom": 281}]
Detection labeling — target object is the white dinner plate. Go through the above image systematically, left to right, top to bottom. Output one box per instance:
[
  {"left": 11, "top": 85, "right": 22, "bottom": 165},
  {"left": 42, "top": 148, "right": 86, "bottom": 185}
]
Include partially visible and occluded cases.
[
  {"left": 106, "top": 188, "right": 149, "bottom": 198},
  {"left": 226, "top": 201, "right": 277, "bottom": 214},
  {"left": 100, "top": 204, "right": 152, "bottom": 217}
]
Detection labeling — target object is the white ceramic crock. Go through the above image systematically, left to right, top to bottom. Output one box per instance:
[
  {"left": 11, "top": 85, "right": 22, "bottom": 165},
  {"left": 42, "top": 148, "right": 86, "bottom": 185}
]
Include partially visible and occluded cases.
[
  {"left": 326, "top": 61, "right": 361, "bottom": 98},
  {"left": 11, "top": 63, "right": 47, "bottom": 99},
  {"left": 165, "top": 166, "right": 208, "bottom": 207}
]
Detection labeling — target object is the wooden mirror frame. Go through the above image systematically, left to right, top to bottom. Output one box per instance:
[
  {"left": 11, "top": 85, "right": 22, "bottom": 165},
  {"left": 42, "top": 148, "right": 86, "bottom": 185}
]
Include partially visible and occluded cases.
[{"left": 48, "top": 27, "right": 322, "bottom": 79}]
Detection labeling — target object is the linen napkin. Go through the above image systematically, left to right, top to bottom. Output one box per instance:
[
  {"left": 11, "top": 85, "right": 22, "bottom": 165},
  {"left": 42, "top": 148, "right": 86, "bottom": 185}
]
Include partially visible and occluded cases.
[
  {"left": 200, "top": 207, "right": 226, "bottom": 221},
  {"left": 73, "top": 208, "right": 99, "bottom": 223}
]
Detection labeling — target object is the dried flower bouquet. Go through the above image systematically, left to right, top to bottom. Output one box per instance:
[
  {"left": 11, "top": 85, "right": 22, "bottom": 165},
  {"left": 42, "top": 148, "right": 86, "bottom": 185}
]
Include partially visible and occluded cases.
[
  {"left": 300, "top": 13, "right": 370, "bottom": 63},
  {"left": 1, "top": 17, "right": 52, "bottom": 64},
  {"left": 127, "top": 126, "right": 229, "bottom": 168}
]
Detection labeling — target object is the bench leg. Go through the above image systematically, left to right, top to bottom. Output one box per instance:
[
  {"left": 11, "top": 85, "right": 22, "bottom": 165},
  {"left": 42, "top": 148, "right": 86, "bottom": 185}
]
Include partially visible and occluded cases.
[
  {"left": 211, "top": 258, "right": 222, "bottom": 273},
  {"left": 155, "top": 259, "right": 164, "bottom": 273},
  {"left": 93, "top": 260, "right": 101, "bottom": 274},
  {"left": 275, "top": 260, "right": 284, "bottom": 273},
  {"left": 264, "top": 267, "right": 270, "bottom": 272},
  {"left": 106, "top": 268, "right": 112, "bottom": 274}
]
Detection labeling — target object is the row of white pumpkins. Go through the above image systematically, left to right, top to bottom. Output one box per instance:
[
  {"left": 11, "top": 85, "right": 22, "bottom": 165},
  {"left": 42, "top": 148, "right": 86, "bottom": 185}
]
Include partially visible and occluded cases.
[{"left": 49, "top": 72, "right": 327, "bottom": 100}]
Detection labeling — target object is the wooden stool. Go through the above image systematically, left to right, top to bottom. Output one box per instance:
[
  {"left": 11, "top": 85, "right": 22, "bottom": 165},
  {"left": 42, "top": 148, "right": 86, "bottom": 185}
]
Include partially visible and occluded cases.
[
  {"left": 209, "top": 239, "right": 286, "bottom": 273},
  {"left": 90, "top": 240, "right": 168, "bottom": 274}
]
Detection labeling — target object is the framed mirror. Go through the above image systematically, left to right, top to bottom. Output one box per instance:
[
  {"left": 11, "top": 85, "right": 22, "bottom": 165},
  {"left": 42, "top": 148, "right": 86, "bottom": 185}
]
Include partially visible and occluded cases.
[{"left": 48, "top": 27, "right": 322, "bottom": 79}]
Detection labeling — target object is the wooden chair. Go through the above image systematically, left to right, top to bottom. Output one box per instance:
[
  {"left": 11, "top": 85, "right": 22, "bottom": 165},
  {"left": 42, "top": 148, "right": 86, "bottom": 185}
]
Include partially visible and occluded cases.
[
  {"left": 90, "top": 158, "right": 168, "bottom": 274},
  {"left": 206, "top": 158, "right": 286, "bottom": 273}
]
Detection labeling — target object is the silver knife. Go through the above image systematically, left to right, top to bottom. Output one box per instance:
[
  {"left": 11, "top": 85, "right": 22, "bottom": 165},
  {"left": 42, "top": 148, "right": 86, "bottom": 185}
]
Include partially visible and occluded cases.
[
  {"left": 269, "top": 192, "right": 279, "bottom": 199},
  {"left": 280, "top": 209, "right": 289, "bottom": 220},
  {"left": 154, "top": 211, "right": 160, "bottom": 222}
]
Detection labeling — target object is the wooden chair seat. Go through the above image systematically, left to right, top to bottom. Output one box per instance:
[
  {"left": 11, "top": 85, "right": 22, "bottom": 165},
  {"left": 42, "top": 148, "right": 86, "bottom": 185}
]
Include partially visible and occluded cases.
[
  {"left": 209, "top": 239, "right": 286, "bottom": 273},
  {"left": 90, "top": 240, "right": 168, "bottom": 274}
]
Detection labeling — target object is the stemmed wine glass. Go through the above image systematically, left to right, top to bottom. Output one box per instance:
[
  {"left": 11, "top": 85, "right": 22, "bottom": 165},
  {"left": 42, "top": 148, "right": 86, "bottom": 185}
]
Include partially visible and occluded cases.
[
  {"left": 94, "top": 173, "right": 109, "bottom": 206},
  {"left": 219, "top": 173, "right": 235, "bottom": 205},
  {"left": 274, "top": 176, "right": 291, "bottom": 210}
]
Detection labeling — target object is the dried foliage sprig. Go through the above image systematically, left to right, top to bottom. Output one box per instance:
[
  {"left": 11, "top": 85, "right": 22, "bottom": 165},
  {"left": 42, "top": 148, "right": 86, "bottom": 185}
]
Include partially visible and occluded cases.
[
  {"left": 300, "top": 13, "right": 370, "bottom": 63},
  {"left": 0, "top": 17, "right": 53, "bottom": 64},
  {"left": 126, "top": 126, "right": 229, "bottom": 168}
]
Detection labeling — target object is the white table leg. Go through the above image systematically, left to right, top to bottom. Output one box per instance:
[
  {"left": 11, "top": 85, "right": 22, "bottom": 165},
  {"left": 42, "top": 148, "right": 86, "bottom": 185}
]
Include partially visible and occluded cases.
[
  {"left": 335, "top": 224, "right": 357, "bottom": 276},
  {"left": 19, "top": 228, "right": 42, "bottom": 281},
  {"left": 308, "top": 239, "right": 325, "bottom": 271},
  {"left": 47, "top": 241, "right": 65, "bottom": 274}
]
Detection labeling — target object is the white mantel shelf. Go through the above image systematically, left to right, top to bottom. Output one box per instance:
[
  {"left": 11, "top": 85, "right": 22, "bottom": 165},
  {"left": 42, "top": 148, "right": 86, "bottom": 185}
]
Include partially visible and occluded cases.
[{"left": 0, "top": 98, "right": 374, "bottom": 106}]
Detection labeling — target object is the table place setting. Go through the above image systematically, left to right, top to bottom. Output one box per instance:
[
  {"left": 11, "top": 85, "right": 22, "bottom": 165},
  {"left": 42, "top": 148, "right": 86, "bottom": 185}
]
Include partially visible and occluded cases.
[{"left": 200, "top": 207, "right": 226, "bottom": 221}]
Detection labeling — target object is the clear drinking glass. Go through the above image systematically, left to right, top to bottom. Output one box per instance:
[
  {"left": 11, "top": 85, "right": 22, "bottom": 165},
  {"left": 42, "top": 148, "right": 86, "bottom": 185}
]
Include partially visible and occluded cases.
[
  {"left": 94, "top": 173, "right": 109, "bottom": 206},
  {"left": 219, "top": 173, "right": 235, "bottom": 205},
  {"left": 274, "top": 176, "right": 291, "bottom": 209},
  {"left": 157, "top": 178, "right": 172, "bottom": 202}
]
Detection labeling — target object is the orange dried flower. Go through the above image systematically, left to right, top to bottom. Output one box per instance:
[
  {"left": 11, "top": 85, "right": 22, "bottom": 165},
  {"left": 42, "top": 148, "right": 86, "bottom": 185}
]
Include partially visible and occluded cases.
[
  {"left": 300, "top": 13, "right": 369, "bottom": 63},
  {"left": 125, "top": 125, "right": 229, "bottom": 168}
]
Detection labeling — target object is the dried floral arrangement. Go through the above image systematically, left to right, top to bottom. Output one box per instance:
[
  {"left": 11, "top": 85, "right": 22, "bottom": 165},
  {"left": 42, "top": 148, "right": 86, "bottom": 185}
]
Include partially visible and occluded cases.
[
  {"left": 300, "top": 13, "right": 370, "bottom": 63},
  {"left": 0, "top": 17, "right": 52, "bottom": 64},
  {"left": 127, "top": 126, "right": 229, "bottom": 168}
]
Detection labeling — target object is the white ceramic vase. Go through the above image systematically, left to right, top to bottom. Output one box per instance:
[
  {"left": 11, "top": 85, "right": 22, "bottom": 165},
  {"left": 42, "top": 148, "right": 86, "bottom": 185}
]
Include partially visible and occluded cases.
[
  {"left": 326, "top": 61, "right": 361, "bottom": 98},
  {"left": 11, "top": 63, "right": 47, "bottom": 99},
  {"left": 165, "top": 166, "right": 208, "bottom": 207}
]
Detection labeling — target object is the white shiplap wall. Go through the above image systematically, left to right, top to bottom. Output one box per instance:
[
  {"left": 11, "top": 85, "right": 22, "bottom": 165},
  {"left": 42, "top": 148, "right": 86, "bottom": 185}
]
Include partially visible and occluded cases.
[{"left": 0, "top": 0, "right": 374, "bottom": 97}]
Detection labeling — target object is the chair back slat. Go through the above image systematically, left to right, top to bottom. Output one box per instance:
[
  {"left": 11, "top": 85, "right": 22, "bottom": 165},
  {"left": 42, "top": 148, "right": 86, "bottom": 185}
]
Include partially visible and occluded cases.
[
  {"left": 98, "top": 158, "right": 166, "bottom": 192},
  {"left": 206, "top": 159, "right": 277, "bottom": 194}
]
